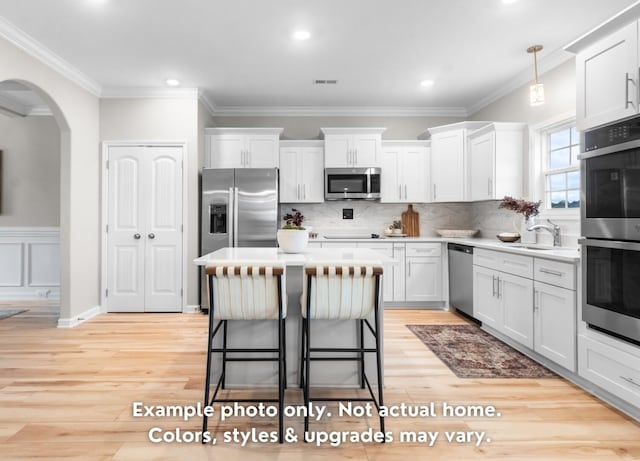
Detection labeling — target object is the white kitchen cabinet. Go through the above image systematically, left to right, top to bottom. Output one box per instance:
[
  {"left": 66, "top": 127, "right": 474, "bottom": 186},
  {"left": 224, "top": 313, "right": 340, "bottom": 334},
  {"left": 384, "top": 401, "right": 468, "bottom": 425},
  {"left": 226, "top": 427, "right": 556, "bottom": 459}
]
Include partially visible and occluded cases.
[
  {"left": 570, "top": 21, "right": 639, "bottom": 131},
  {"left": 422, "top": 121, "right": 489, "bottom": 202},
  {"left": 468, "top": 123, "right": 525, "bottom": 201},
  {"left": 205, "top": 128, "right": 282, "bottom": 168},
  {"left": 321, "top": 128, "right": 385, "bottom": 167},
  {"left": 279, "top": 141, "right": 324, "bottom": 203},
  {"left": 381, "top": 141, "right": 430, "bottom": 203},
  {"left": 356, "top": 242, "right": 393, "bottom": 302},
  {"left": 392, "top": 243, "right": 406, "bottom": 302},
  {"left": 405, "top": 243, "right": 442, "bottom": 302},
  {"left": 473, "top": 247, "right": 578, "bottom": 370},
  {"left": 473, "top": 264, "right": 533, "bottom": 347},
  {"left": 473, "top": 265, "right": 502, "bottom": 329},
  {"left": 499, "top": 271, "right": 534, "bottom": 348},
  {"left": 534, "top": 281, "right": 576, "bottom": 371}
]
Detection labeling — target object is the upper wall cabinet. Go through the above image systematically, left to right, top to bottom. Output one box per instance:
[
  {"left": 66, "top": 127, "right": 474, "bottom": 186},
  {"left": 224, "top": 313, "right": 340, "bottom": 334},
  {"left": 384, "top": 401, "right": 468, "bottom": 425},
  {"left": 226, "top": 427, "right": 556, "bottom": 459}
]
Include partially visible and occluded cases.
[
  {"left": 421, "top": 122, "right": 489, "bottom": 202},
  {"left": 468, "top": 123, "right": 526, "bottom": 201},
  {"left": 205, "top": 128, "right": 283, "bottom": 169},
  {"left": 321, "top": 128, "right": 385, "bottom": 167},
  {"left": 279, "top": 140, "right": 324, "bottom": 203},
  {"left": 381, "top": 141, "right": 430, "bottom": 203}
]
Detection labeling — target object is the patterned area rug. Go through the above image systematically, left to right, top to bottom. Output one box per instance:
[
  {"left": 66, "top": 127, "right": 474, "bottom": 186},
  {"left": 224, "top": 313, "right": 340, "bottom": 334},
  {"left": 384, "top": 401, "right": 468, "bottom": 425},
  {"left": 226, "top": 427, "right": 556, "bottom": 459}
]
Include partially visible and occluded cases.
[
  {"left": 0, "top": 309, "right": 28, "bottom": 320},
  {"left": 407, "top": 324, "right": 557, "bottom": 379}
]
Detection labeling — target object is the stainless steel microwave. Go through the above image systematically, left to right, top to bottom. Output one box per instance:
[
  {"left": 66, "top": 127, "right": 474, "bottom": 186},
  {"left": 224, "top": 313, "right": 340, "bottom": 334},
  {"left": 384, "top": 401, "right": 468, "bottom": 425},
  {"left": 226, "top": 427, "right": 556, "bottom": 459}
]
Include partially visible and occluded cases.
[{"left": 324, "top": 167, "right": 381, "bottom": 200}]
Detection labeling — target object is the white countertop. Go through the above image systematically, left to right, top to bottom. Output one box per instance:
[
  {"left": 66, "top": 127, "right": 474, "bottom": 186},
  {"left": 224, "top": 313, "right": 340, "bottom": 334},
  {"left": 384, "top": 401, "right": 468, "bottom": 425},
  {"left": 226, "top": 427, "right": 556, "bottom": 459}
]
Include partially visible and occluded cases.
[
  {"left": 311, "top": 236, "right": 580, "bottom": 262},
  {"left": 193, "top": 247, "right": 396, "bottom": 266}
]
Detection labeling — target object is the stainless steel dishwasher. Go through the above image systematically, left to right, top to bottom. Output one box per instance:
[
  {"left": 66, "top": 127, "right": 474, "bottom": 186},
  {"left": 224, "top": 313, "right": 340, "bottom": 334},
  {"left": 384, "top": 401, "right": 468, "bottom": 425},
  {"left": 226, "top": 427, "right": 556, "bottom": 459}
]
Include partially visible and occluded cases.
[{"left": 447, "top": 243, "right": 474, "bottom": 319}]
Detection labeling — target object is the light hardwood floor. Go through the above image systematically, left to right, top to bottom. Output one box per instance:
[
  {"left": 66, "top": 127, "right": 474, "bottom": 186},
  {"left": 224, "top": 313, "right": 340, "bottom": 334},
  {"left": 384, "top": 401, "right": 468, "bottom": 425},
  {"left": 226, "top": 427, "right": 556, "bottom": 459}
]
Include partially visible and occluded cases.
[{"left": 0, "top": 304, "right": 639, "bottom": 460}]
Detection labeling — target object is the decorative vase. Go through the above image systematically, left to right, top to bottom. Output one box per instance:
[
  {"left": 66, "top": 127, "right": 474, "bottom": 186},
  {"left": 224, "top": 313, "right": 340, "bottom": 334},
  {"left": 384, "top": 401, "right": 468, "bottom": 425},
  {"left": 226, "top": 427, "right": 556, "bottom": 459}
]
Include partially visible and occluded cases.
[
  {"left": 520, "top": 216, "right": 537, "bottom": 244},
  {"left": 277, "top": 229, "right": 309, "bottom": 253}
]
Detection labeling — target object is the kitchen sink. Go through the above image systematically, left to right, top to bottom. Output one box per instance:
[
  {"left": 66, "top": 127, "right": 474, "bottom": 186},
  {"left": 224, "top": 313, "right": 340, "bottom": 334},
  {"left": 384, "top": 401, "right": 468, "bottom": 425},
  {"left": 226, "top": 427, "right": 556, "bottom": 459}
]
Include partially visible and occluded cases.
[{"left": 508, "top": 243, "right": 554, "bottom": 250}]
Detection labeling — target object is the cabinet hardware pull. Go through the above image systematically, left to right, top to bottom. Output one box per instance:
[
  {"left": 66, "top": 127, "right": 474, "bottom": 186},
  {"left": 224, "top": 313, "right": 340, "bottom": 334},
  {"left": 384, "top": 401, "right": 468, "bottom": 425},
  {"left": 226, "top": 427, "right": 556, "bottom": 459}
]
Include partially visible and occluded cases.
[
  {"left": 626, "top": 72, "right": 635, "bottom": 109},
  {"left": 246, "top": 150, "right": 250, "bottom": 166},
  {"left": 355, "top": 150, "right": 358, "bottom": 165},
  {"left": 488, "top": 178, "right": 492, "bottom": 196},
  {"left": 297, "top": 184, "right": 300, "bottom": 200},
  {"left": 303, "top": 184, "right": 306, "bottom": 200},
  {"left": 404, "top": 184, "right": 407, "bottom": 200},
  {"left": 433, "top": 184, "right": 437, "bottom": 201},
  {"left": 399, "top": 185, "right": 402, "bottom": 200},
  {"left": 133, "top": 233, "right": 141, "bottom": 240},
  {"left": 148, "top": 233, "right": 155, "bottom": 239},
  {"left": 408, "top": 261, "right": 411, "bottom": 277},
  {"left": 539, "top": 268, "right": 563, "bottom": 277},
  {"left": 492, "top": 275, "right": 497, "bottom": 297},
  {"left": 497, "top": 278, "right": 501, "bottom": 299},
  {"left": 534, "top": 290, "right": 539, "bottom": 310},
  {"left": 620, "top": 376, "right": 640, "bottom": 388}
]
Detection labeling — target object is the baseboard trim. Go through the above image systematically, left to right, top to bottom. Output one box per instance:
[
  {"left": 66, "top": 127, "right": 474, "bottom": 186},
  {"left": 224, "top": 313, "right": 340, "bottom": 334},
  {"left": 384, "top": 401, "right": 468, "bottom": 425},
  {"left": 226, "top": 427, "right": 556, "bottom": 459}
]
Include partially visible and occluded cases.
[
  {"left": 183, "top": 304, "right": 201, "bottom": 314},
  {"left": 57, "top": 305, "right": 101, "bottom": 328}
]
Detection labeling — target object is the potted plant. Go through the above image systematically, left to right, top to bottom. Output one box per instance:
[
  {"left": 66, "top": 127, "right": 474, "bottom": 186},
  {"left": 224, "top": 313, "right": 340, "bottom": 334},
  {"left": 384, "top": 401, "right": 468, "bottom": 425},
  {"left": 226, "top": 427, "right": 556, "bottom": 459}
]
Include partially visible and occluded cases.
[
  {"left": 499, "top": 196, "right": 541, "bottom": 243},
  {"left": 277, "top": 209, "right": 309, "bottom": 253}
]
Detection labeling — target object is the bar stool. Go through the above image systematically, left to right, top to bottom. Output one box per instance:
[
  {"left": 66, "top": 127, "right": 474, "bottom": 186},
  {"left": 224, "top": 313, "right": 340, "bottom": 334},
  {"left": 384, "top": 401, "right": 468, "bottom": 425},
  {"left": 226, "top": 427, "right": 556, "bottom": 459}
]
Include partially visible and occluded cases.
[
  {"left": 202, "top": 261, "right": 287, "bottom": 443},
  {"left": 300, "top": 261, "right": 385, "bottom": 435}
]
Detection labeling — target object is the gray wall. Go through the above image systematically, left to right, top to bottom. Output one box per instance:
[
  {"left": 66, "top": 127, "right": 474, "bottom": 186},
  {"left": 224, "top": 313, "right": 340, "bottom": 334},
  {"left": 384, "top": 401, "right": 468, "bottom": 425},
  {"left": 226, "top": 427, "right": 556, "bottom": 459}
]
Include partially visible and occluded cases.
[
  {"left": 470, "top": 59, "right": 576, "bottom": 124},
  {"left": 0, "top": 114, "right": 60, "bottom": 226},
  {"left": 212, "top": 115, "right": 464, "bottom": 139}
]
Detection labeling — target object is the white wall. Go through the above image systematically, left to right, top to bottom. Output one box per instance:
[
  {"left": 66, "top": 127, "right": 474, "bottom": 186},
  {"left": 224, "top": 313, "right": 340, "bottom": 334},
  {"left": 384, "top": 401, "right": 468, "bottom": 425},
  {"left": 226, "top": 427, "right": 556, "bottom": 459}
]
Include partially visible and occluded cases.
[
  {"left": 0, "top": 35, "right": 101, "bottom": 326},
  {"left": 100, "top": 97, "right": 200, "bottom": 307},
  {"left": 0, "top": 114, "right": 60, "bottom": 226},
  {"left": 212, "top": 115, "right": 464, "bottom": 139}
]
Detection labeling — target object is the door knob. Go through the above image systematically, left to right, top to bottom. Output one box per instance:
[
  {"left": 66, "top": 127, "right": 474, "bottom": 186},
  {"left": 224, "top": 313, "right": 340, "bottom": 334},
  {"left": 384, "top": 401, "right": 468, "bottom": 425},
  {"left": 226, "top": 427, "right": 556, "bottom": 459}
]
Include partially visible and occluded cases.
[
  {"left": 133, "top": 233, "right": 141, "bottom": 239},
  {"left": 148, "top": 233, "right": 155, "bottom": 239}
]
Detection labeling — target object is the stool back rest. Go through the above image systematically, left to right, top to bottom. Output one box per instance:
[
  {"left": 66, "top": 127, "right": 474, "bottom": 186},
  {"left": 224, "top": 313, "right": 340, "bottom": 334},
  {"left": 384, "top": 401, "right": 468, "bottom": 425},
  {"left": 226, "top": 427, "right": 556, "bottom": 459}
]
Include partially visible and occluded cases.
[
  {"left": 205, "top": 262, "right": 286, "bottom": 320},
  {"left": 302, "top": 262, "right": 382, "bottom": 320}
]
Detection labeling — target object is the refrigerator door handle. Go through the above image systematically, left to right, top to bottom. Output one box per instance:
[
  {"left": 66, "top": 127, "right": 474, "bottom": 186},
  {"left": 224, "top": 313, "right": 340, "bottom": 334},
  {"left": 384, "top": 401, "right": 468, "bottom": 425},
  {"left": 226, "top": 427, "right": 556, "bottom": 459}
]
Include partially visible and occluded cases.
[
  {"left": 228, "top": 187, "right": 234, "bottom": 247},
  {"left": 233, "top": 187, "right": 239, "bottom": 246}
]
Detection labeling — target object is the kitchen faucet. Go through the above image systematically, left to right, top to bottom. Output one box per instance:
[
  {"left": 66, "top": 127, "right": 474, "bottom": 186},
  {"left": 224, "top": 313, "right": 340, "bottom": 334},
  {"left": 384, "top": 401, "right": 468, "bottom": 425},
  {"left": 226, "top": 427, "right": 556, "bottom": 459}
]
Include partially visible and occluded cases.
[{"left": 527, "top": 219, "right": 561, "bottom": 247}]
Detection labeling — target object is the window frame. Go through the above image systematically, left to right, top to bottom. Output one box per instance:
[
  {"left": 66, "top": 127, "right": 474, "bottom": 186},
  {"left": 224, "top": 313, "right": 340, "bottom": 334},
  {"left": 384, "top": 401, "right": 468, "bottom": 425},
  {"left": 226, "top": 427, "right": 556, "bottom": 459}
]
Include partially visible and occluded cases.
[{"left": 529, "top": 113, "right": 580, "bottom": 220}]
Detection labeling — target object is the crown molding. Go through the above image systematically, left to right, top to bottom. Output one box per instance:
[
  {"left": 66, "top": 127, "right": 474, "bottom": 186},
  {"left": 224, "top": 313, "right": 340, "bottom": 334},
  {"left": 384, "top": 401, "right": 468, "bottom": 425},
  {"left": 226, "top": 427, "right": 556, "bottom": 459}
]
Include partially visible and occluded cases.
[
  {"left": 0, "top": 15, "right": 102, "bottom": 96},
  {"left": 466, "top": 47, "right": 574, "bottom": 116},
  {"left": 101, "top": 87, "right": 200, "bottom": 99},
  {"left": 198, "top": 91, "right": 218, "bottom": 116},
  {"left": 207, "top": 104, "right": 469, "bottom": 117}
]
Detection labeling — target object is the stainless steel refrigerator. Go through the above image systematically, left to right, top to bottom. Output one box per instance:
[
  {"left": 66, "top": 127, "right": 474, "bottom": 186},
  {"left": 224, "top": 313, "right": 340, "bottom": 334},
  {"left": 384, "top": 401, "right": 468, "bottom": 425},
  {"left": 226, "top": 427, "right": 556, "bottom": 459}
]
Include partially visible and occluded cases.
[{"left": 200, "top": 168, "right": 279, "bottom": 309}]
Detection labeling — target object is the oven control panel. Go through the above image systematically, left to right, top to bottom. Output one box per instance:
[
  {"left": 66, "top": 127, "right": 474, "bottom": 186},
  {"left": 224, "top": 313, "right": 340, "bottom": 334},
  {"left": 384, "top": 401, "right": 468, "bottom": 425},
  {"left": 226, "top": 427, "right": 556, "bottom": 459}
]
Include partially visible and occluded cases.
[{"left": 584, "top": 116, "right": 640, "bottom": 152}]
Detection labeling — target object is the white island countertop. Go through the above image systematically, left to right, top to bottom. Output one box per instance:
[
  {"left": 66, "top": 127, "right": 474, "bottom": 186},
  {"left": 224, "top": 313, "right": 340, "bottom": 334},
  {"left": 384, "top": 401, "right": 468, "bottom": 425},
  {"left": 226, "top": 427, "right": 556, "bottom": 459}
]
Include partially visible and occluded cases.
[{"left": 193, "top": 247, "right": 396, "bottom": 266}]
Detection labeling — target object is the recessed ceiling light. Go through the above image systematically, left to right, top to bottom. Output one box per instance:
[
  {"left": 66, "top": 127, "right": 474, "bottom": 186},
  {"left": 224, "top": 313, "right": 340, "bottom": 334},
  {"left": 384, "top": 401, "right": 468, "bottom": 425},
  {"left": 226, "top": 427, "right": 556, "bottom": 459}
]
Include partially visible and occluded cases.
[
  {"left": 502, "top": 0, "right": 519, "bottom": 4},
  {"left": 293, "top": 29, "right": 311, "bottom": 41},
  {"left": 165, "top": 79, "right": 180, "bottom": 87},
  {"left": 420, "top": 80, "right": 435, "bottom": 88}
]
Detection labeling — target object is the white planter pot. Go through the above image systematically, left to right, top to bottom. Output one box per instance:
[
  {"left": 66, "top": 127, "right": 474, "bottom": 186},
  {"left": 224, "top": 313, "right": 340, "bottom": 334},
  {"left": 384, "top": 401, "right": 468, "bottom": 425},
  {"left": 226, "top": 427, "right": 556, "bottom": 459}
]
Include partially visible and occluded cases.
[
  {"left": 520, "top": 217, "right": 537, "bottom": 244},
  {"left": 277, "top": 229, "right": 309, "bottom": 253}
]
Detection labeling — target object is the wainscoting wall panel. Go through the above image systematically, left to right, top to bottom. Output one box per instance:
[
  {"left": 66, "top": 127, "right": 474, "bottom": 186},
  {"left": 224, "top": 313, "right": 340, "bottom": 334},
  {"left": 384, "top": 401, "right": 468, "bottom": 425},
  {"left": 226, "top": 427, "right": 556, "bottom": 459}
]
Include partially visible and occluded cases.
[{"left": 0, "top": 228, "right": 60, "bottom": 300}]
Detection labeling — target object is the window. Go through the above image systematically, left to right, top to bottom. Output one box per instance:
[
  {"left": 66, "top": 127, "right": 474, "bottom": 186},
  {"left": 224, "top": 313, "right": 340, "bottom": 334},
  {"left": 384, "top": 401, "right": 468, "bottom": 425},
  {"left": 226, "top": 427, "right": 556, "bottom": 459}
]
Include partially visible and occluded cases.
[{"left": 544, "top": 125, "right": 580, "bottom": 209}]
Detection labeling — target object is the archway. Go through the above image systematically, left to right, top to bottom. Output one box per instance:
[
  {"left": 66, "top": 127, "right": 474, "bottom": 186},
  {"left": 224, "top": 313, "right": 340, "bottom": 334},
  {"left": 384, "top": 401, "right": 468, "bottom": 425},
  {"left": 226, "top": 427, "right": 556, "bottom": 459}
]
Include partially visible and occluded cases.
[{"left": 0, "top": 79, "right": 70, "bottom": 323}]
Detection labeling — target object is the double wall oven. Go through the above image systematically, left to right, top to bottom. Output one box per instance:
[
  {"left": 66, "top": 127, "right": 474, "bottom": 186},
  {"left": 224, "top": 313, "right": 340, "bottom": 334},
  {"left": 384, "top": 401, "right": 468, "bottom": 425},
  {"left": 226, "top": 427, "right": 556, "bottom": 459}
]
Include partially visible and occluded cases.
[{"left": 580, "top": 116, "right": 640, "bottom": 345}]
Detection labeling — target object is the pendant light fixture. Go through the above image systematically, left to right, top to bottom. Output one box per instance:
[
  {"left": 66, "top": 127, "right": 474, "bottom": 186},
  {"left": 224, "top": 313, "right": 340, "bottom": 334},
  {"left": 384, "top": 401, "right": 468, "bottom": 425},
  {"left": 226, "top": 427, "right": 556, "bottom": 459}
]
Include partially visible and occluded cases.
[{"left": 527, "top": 45, "right": 544, "bottom": 106}]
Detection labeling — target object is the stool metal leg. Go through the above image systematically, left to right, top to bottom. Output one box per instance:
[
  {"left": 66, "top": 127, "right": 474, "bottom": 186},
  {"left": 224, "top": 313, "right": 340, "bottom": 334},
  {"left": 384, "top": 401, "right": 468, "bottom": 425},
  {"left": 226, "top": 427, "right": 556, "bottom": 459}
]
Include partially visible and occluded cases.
[
  {"left": 202, "top": 275, "right": 216, "bottom": 439},
  {"left": 304, "top": 275, "right": 312, "bottom": 435},
  {"left": 374, "top": 276, "right": 385, "bottom": 435},
  {"left": 299, "top": 317, "right": 306, "bottom": 389},
  {"left": 282, "top": 318, "right": 287, "bottom": 390},
  {"left": 360, "top": 319, "right": 365, "bottom": 389},
  {"left": 221, "top": 320, "right": 228, "bottom": 389}
]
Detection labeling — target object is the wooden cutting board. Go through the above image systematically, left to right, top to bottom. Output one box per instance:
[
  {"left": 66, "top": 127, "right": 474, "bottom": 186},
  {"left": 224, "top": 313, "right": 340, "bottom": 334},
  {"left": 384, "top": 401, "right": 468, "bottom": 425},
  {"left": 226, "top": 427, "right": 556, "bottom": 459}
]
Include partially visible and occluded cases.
[{"left": 401, "top": 204, "right": 420, "bottom": 237}]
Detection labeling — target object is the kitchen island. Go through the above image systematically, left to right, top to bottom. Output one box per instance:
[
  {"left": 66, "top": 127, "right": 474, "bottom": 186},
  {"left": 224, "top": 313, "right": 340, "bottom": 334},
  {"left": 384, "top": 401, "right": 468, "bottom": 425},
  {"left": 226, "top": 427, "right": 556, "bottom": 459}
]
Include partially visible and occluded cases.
[{"left": 194, "top": 247, "right": 394, "bottom": 387}]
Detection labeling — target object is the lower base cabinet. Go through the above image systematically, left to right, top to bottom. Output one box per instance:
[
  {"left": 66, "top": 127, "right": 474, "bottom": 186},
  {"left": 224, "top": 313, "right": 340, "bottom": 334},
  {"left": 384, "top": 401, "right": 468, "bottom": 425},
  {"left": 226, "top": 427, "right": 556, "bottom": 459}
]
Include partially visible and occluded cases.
[
  {"left": 473, "top": 248, "right": 576, "bottom": 372},
  {"left": 406, "top": 256, "right": 442, "bottom": 301},
  {"left": 534, "top": 281, "right": 576, "bottom": 371}
]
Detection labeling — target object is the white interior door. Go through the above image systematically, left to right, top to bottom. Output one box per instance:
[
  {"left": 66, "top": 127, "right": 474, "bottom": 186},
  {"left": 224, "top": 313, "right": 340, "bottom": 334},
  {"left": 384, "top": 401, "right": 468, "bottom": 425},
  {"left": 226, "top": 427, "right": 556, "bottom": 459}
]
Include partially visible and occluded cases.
[
  {"left": 106, "top": 145, "right": 183, "bottom": 313},
  {"left": 145, "top": 147, "right": 183, "bottom": 312}
]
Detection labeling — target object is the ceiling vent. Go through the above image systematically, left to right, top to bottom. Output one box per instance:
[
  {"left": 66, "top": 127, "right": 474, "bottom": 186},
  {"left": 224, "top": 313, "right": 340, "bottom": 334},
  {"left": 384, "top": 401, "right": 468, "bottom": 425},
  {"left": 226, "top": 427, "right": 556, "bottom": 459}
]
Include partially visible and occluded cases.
[{"left": 313, "top": 79, "right": 338, "bottom": 85}]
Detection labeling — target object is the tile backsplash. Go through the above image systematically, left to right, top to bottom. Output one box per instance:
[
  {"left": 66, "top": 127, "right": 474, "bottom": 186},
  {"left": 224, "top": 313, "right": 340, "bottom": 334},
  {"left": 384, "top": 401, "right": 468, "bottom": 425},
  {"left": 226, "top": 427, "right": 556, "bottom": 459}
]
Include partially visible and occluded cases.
[{"left": 280, "top": 200, "right": 579, "bottom": 247}]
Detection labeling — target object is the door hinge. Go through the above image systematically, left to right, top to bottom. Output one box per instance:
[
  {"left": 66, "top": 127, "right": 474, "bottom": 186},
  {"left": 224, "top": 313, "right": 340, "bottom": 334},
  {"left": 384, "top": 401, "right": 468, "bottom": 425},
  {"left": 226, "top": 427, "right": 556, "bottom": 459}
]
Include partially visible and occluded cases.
[
  {"left": 106, "top": 160, "right": 109, "bottom": 169},
  {"left": 105, "top": 224, "right": 108, "bottom": 233},
  {"left": 181, "top": 224, "right": 184, "bottom": 232},
  {"left": 180, "top": 288, "right": 183, "bottom": 297},
  {"left": 105, "top": 289, "right": 108, "bottom": 298}
]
